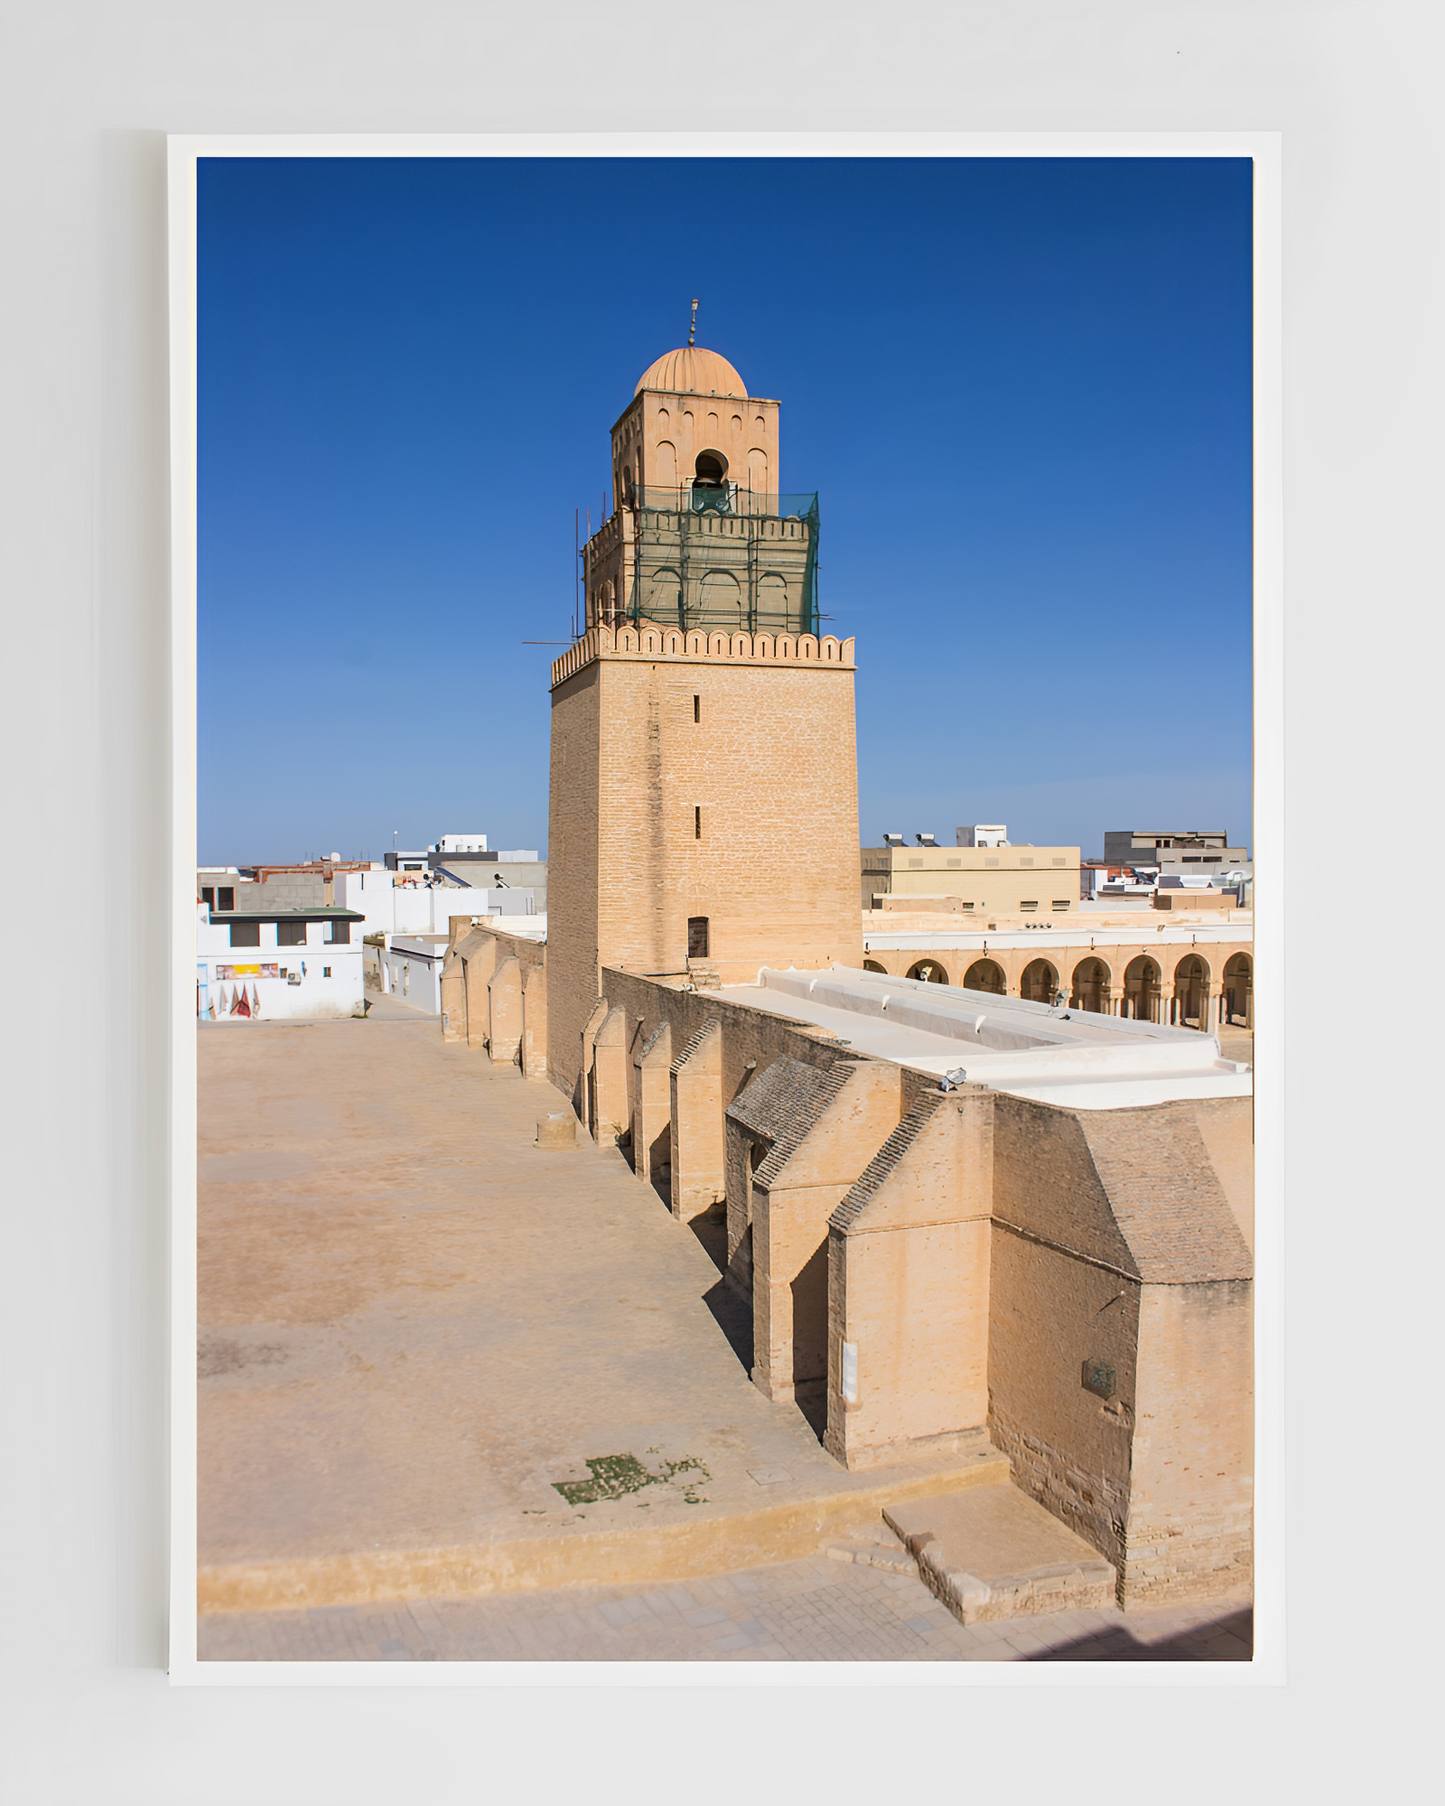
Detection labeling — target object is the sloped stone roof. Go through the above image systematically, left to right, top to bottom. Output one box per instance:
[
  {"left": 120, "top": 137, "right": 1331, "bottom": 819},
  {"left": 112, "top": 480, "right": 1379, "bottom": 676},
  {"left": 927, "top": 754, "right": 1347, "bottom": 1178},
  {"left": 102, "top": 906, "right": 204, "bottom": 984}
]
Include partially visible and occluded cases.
[
  {"left": 726, "top": 1057, "right": 851, "bottom": 1190},
  {"left": 829, "top": 1090, "right": 947, "bottom": 1233},
  {"left": 1077, "top": 1104, "right": 1253, "bottom": 1283}
]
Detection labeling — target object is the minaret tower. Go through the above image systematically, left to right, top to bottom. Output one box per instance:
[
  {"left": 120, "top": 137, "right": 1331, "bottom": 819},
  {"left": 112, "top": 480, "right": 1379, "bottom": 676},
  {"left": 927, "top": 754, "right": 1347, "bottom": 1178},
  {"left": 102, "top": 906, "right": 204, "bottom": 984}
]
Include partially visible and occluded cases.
[{"left": 547, "top": 339, "right": 862, "bottom": 1102}]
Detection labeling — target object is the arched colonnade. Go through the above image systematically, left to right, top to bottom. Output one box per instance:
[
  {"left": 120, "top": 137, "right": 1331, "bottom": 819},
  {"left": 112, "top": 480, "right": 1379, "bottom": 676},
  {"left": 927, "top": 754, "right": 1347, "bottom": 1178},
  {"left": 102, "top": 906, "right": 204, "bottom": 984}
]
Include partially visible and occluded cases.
[{"left": 862, "top": 946, "right": 1253, "bottom": 1031}]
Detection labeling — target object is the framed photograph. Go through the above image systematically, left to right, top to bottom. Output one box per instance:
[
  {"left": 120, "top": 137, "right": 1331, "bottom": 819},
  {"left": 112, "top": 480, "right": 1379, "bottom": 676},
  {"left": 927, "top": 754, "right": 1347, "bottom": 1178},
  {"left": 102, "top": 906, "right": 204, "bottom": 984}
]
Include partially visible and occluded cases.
[{"left": 169, "top": 136, "right": 1279, "bottom": 1683}]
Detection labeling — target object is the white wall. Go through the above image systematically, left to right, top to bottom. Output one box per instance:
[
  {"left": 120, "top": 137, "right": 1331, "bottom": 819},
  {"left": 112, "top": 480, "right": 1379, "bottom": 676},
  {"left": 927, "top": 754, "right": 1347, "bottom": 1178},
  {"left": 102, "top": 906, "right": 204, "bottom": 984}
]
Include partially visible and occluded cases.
[
  {"left": 335, "top": 870, "right": 528, "bottom": 936},
  {"left": 379, "top": 943, "right": 443, "bottom": 1012},
  {"left": 196, "top": 945, "right": 365, "bottom": 1021}
]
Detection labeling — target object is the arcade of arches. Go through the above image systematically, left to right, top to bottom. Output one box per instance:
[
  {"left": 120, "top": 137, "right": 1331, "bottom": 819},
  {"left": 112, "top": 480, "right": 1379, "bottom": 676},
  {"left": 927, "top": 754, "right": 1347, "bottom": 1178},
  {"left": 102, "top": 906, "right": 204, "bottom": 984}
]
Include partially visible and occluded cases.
[{"left": 863, "top": 941, "right": 1252, "bottom": 1030}]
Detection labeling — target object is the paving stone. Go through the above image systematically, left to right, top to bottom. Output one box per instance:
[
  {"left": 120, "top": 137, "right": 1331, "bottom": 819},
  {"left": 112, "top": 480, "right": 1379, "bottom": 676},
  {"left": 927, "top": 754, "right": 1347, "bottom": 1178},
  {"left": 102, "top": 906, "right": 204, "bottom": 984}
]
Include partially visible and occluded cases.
[{"left": 200, "top": 1549, "right": 1251, "bottom": 1665}]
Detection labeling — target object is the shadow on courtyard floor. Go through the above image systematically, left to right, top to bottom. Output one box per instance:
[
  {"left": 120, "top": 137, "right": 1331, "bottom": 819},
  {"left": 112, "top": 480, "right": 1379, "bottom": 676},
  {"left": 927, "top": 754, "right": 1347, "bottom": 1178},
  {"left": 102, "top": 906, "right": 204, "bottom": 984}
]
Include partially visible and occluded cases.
[{"left": 1023, "top": 1606, "right": 1252, "bottom": 1661}]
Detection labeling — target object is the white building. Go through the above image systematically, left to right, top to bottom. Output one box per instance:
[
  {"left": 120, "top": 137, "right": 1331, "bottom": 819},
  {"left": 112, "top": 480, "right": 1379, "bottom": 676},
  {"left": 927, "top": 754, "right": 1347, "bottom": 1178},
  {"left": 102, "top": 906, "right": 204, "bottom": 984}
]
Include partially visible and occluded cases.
[
  {"left": 196, "top": 898, "right": 365, "bottom": 1021},
  {"left": 378, "top": 934, "right": 448, "bottom": 1012}
]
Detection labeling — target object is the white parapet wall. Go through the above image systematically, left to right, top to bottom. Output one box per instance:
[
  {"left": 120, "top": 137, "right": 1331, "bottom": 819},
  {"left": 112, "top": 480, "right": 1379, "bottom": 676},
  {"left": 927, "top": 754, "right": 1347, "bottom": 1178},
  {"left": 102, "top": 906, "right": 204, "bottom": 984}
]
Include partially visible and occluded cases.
[{"left": 719, "top": 965, "right": 1251, "bottom": 1110}]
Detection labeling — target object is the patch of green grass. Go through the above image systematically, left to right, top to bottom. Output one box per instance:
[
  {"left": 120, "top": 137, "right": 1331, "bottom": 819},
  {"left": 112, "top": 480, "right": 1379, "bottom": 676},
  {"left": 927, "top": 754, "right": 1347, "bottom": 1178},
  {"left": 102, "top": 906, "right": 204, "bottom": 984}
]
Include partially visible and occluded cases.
[{"left": 552, "top": 1452, "right": 710, "bottom": 1507}]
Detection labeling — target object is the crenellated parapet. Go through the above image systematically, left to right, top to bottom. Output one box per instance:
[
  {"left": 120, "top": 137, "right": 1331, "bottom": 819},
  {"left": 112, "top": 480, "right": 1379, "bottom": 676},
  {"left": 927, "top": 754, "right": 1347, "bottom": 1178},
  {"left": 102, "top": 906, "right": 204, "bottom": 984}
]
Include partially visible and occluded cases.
[{"left": 551, "top": 617, "right": 856, "bottom": 687}]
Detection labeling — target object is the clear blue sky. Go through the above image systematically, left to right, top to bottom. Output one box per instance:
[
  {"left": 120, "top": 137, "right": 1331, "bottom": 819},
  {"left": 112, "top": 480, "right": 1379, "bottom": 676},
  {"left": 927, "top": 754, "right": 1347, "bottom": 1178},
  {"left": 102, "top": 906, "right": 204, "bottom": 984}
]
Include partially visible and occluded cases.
[{"left": 198, "top": 156, "right": 1253, "bottom": 864}]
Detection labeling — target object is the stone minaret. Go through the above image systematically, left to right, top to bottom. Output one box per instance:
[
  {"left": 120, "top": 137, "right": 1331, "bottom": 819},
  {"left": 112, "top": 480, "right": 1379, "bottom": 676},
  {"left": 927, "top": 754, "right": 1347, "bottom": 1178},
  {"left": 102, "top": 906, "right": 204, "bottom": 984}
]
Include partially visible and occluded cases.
[{"left": 547, "top": 343, "right": 862, "bottom": 1106}]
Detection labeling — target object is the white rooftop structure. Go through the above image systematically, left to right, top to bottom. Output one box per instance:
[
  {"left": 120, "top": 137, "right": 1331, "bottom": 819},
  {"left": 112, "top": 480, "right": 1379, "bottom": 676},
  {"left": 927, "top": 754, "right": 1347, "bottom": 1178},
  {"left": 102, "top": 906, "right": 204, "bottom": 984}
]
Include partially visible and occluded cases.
[
  {"left": 862, "top": 919, "right": 1251, "bottom": 956},
  {"left": 717, "top": 966, "right": 1251, "bottom": 1111}
]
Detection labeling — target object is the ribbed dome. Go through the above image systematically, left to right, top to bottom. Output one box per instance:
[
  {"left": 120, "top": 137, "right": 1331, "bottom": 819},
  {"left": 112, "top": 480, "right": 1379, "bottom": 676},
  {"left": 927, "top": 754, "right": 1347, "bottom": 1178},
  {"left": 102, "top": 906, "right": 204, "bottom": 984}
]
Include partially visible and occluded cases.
[{"left": 634, "top": 346, "right": 747, "bottom": 399}]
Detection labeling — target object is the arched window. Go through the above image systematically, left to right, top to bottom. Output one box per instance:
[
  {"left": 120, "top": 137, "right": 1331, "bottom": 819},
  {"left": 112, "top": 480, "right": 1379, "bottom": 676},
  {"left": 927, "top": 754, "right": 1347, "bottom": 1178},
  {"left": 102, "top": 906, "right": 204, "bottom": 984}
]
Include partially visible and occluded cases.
[
  {"left": 692, "top": 450, "right": 729, "bottom": 511},
  {"left": 643, "top": 566, "right": 681, "bottom": 621},
  {"left": 699, "top": 570, "right": 742, "bottom": 621},
  {"left": 756, "top": 572, "right": 789, "bottom": 628},
  {"left": 1223, "top": 952, "right": 1253, "bottom": 1028},
  {"left": 1172, "top": 954, "right": 1211, "bottom": 1029},
  {"left": 1124, "top": 955, "right": 1162, "bottom": 1022},
  {"left": 1070, "top": 958, "right": 1111, "bottom": 1013},
  {"left": 906, "top": 959, "right": 949, "bottom": 985},
  {"left": 963, "top": 959, "right": 1005, "bottom": 995},
  {"left": 1020, "top": 959, "right": 1059, "bottom": 1004}
]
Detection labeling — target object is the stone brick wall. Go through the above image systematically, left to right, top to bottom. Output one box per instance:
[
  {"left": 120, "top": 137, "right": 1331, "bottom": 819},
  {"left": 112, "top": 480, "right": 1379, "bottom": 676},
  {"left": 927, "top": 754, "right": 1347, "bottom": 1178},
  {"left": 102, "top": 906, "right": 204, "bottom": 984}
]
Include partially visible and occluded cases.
[
  {"left": 547, "top": 627, "right": 862, "bottom": 1104},
  {"left": 547, "top": 661, "right": 602, "bottom": 1108},
  {"left": 439, "top": 919, "right": 546, "bottom": 1060},
  {"left": 825, "top": 1089, "right": 994, "bottom": 1470},
  {"left": 986, "top": 1092, "right": 1253, "bottom": 1603},
  {"left": 987, "top": 1228, "right": 1140, "bottom": 1571},
  {"left": 1124, "top": 1279, "right": 1253, "bottom": 1606}
]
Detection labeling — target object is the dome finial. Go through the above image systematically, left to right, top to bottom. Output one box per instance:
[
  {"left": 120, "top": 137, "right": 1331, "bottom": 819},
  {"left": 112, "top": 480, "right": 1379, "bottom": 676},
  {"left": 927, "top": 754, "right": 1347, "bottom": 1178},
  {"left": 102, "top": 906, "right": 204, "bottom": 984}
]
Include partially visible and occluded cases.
[{"left": 688, "top": 298, "right": 699, "bottom": 347}]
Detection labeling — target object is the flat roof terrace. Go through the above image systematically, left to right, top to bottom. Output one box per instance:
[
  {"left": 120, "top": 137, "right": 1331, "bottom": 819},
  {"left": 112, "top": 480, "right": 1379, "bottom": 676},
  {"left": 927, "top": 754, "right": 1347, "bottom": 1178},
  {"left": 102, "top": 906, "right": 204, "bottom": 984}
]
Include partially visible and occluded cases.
[{"left": 716, "top": 967, "right": 1251, "bottom": 1110}]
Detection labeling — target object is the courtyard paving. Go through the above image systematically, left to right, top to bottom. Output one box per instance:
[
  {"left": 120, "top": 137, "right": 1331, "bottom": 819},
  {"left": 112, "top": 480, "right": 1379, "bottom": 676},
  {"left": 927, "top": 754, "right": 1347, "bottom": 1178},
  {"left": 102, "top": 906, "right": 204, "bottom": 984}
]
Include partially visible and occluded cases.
[
  {"left": 197, "top": 994, "right": 1250, "bottom": 1662},
  {"left": 199, "top": 1002, "right": 992, "bottom": 1612},
  {"left": 198, "top": 1551, "right": 1251, "bottom": 1664}
]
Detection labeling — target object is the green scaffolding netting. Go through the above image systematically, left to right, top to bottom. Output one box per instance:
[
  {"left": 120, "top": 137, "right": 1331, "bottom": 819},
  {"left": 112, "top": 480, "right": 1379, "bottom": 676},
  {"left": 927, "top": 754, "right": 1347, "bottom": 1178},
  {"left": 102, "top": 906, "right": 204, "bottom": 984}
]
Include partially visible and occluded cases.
[{"left": 620, "top": 487, "right": 821, "bottom": 635}]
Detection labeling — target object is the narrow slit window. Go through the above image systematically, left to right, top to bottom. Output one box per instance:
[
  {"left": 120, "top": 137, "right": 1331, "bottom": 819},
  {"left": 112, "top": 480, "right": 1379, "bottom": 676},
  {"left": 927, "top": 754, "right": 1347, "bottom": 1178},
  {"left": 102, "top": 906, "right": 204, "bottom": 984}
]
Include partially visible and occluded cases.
[
  {"left": 693, "top": 694, "right": 700, "bottom": 722},
  {"left": 694, "top": 806, "right": 702, "bottom": 839}
]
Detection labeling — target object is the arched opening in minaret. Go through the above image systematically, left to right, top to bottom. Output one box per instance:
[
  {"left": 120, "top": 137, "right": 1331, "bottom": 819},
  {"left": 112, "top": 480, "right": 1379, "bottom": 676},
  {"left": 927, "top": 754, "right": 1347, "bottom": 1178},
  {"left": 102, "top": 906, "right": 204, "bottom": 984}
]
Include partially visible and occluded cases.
[{"left": 691, "top": 450, "right": 730, "bottom": 513}]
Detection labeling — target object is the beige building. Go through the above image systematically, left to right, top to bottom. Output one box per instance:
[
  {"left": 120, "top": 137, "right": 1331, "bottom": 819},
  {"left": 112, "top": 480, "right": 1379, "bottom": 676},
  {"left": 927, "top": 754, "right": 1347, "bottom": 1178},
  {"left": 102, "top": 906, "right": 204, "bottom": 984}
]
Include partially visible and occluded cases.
[
  {"left": 441, "top": 339, "right": 1254, "bottom": 1618},
  {"left": 1104, "top": 827, "right": 1251, "bottom": 873},
  {"left": 863, "top": 842, "right": 1083, "bottom": 916},
  {"left": 859, "top": 913, "right": 1253, "bottom": 1029}
]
